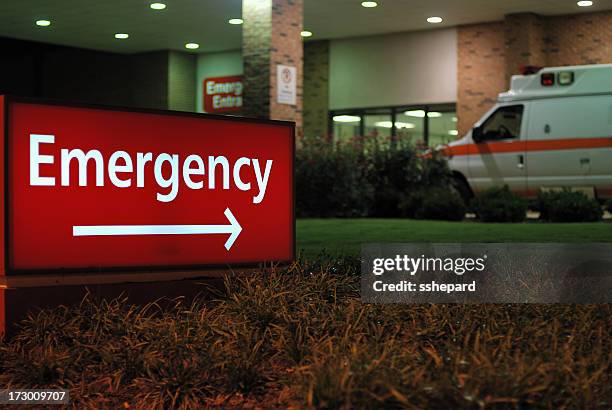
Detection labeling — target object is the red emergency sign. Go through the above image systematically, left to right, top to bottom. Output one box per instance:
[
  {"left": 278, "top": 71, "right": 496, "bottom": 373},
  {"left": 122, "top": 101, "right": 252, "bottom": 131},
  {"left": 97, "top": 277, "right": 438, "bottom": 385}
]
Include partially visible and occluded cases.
[
  {"left": 203, "top": 76, "right": 243, "bottom": 113},
  {"left": 0, "top": 96, "right": 295, "bottom": 273}
]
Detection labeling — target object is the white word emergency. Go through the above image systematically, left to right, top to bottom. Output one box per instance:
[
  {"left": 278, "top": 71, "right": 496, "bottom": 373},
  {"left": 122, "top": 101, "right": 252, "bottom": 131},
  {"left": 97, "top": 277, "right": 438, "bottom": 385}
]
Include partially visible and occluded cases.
[{"left": 29, "top": 134, "right": 273, "bottom": 204}]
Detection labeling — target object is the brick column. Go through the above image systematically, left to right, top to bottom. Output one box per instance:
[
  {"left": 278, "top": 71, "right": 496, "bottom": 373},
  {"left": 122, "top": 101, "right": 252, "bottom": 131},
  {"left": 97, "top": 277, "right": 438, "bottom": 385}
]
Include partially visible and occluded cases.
[
  {"left": 242, "top": 0, "right": 303, "bottom": 134},
  {"left": 504, "top": 13, "right": 546, "bottom": 85},
  {"left": 457, "top": 22, "right": 506, "bottom": 137},
  {"left": 303, "top": 40, "right": 329, "bottom": 139}
]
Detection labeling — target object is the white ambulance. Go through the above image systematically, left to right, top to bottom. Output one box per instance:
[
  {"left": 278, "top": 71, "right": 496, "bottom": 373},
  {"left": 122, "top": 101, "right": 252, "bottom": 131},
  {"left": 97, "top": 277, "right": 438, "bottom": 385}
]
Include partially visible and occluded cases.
[{"left": 446, "top": 64, "right": 612, "bottom": 202}]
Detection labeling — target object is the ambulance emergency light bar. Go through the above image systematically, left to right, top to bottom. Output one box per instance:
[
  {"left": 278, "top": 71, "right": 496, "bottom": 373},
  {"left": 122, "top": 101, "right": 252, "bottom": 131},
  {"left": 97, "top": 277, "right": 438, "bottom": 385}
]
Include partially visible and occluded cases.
[{"left": 540, "top": 71, "right": 574, "bottom": 87}]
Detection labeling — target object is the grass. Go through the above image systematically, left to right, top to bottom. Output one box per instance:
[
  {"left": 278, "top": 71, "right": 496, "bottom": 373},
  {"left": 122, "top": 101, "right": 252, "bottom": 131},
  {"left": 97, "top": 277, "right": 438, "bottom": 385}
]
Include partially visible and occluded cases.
[
  {"left": 297, "top": 218, "right": 612, "bottom": 256},
  {"left": 1, "top": 220, "right": 610, "bottom": 408},
  {"left": 0, "top": 260, "right": 610, "bottom": 409}
]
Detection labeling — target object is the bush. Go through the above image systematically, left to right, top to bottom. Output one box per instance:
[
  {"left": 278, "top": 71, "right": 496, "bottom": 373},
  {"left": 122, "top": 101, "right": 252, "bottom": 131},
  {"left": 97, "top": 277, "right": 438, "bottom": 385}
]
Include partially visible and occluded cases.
[
  {"left": 296, "top": 137, "right": 454, "bottom": 218},
  {"left": 296, "top": 140, "right": 373, "bottom": 217},
  {"left": 365, "top": 143, "right": 420, "bottom": 217},
  {"left": 472, "top": 186, "right": 527, "bottom": 223},
  {"left": 400, "top": 187, "right": 466, "bottom": 221},
  {"left": 417, "top": 188, "right": 466, "bottom": 221},
  {"left": 537, "top": 189, "right": 603, "bottom": 222},
  {"left": 605, "top": 198, "right": 612, "bottom": 214}
]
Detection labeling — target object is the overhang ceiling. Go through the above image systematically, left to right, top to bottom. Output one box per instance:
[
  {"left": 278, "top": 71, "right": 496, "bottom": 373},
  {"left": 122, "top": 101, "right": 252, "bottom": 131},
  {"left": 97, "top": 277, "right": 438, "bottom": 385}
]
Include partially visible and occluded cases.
[{"left": 0, "top": 0, "right": 611, "bottom": 54}]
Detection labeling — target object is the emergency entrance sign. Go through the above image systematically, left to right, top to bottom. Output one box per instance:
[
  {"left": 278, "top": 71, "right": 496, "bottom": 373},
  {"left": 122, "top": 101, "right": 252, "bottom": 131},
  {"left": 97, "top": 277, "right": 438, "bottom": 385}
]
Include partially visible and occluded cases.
[
  {"left": 203, "top": 76, "right": 243, "bottom": 113},
  {"left": 0, "top": 96, "right": 295, "bottom": 273}
]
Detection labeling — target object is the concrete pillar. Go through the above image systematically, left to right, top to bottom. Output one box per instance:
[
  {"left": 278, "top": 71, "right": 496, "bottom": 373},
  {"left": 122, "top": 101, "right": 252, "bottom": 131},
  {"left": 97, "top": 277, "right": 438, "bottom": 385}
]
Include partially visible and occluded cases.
[
  {"left": 242, "top": 0, "right": 303, "bottom": 134},
  {"left": 504, "top": 13, "right": 546, "bottom": 85},
  {"left": 130, "top": 50, "right": 196, "bottom": 112},
  {"left": 168, "top": 51, "right": 196, "bottom": 112}
]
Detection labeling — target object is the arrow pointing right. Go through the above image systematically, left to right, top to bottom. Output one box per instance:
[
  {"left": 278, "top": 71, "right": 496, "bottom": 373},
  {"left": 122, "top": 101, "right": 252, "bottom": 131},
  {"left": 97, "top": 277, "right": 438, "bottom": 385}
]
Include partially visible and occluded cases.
[{"left": 72, "top": 207, "right": 243, "bottom": 251}]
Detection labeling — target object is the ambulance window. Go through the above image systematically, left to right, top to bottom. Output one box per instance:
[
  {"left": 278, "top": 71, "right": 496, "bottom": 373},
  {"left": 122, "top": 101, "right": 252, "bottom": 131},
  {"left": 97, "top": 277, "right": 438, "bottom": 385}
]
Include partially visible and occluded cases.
[{"left": 481, "top": 105, "right": 524, "bottom": 141}]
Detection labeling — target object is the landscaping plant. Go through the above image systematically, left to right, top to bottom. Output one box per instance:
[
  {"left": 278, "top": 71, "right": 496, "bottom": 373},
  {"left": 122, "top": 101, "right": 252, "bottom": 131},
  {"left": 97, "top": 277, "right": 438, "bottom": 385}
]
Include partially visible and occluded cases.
[
  {"left": 296, "top": 137, "right": 456, "bottom": 219},
  {"left": 296, "top": 137, "right": 373, "bottom": 218},
  {"left": 472, "top": 185, "right": 528, "bottom": 223},
  {"left": 401, "top": 187, "right": 466, "bottom": 221},
  {"left": 536, "top": 189, "right": 603, "bottom": 222},
  {"left": 606, "top": 198, "right": 612, "bottom": 214},
  {"left": 0, "top": 257, "right": 610, "bottom": 409}
]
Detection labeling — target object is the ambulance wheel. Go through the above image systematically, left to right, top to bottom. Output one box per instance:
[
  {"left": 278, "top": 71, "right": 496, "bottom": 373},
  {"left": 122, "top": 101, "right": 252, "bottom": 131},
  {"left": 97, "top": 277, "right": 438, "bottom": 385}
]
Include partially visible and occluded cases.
[{"left": 451, "top": 176, "right": 473, "bottom": 206}]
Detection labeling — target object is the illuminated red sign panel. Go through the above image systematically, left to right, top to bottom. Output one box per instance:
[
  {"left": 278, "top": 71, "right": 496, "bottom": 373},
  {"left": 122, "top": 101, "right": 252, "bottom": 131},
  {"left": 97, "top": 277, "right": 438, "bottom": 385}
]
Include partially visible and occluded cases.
[
  {"left": 203, "top": 76, "right": 243, "bottom": 113},
  {"left": 0, "top": 96, "right": 294, "bottom": 273}
]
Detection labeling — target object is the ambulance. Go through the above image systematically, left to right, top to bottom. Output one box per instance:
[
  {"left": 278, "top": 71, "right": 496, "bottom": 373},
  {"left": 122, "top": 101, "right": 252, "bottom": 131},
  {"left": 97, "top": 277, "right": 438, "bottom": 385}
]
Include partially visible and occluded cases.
[{"left": 445, "top": 64, "right": 612, "bottom": 202}]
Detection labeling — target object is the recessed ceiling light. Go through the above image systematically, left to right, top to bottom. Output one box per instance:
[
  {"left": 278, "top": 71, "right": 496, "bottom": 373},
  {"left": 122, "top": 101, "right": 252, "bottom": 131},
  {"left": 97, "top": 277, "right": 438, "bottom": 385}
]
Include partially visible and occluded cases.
[
  {"left": 361, "top": 1, "right": 378, "bottom": 8},
  {"left": 577, "top": 1, "right": 593, "bottom": 6},
  {"left": 150, "top": 3, "right": 166, "bottom": 10},
  {"left": 427, "top": 16, "right": 443, "bottom": 24},
  {"left": 228, "top": 18, "right": 243, "bottom": 25},
  {"left": 35, "top": 19, "right": 51, "bottom": 27},
  {"left": 301, "top": 30, "right": 313, "bottom": 38},
  {"left": 114, "top": 33, "right": 129, "bottom": 39},
  {"left": 185, "top": 43, "right": 200, "bottom": 50},
  {"left": 404, "top": 110, "right": 442, "bottom": 118},
  {"left": 405, "top": 110, "right": 425, "bottom": 118},
  {"left": 333, "top": 115, "right": 361, "bottom": 123},
  {"left": 375, "top": 121, "right": 415, "bottom": 129},
  {"left": 396, "top": 122, "right": 415, "bottom": 129},
  {"left": 448, "top": 130, "right": 459, "bottom": 136}
]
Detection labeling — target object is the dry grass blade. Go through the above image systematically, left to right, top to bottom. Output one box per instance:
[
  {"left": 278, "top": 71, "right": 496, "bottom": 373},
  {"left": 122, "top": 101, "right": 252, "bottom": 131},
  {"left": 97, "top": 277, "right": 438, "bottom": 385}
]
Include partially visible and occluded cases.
[{"left": 0, "top": 256, "right": 609, "bottom": 409}]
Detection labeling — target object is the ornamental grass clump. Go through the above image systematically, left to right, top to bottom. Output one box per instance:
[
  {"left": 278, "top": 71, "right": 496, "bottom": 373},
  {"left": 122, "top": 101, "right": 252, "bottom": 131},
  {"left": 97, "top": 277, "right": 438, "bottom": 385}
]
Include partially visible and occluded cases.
[{"left": 0, "top": 257, "right": 610, "bottom": 409}]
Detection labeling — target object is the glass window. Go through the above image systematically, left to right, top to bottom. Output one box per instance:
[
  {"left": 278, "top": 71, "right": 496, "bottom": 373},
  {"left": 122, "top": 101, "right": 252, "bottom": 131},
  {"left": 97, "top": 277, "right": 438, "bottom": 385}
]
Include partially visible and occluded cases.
[
  {"left": 330, "top": 104, "right": 457, "bottom": 148},
  {"left": 481, "top": 105, "right": 524, "bottom": 141},
  {"left": 396, "top": 109, "right": 425, "bottom": 147},
  {"left": 428, "top": 111, "right": 458, "bottom": 147},
  {"left": 364, "top": 113, "right": 392, "bottom": 140},
  {"left": 332, "top": 114, "right": 361, "bottom": 142}
]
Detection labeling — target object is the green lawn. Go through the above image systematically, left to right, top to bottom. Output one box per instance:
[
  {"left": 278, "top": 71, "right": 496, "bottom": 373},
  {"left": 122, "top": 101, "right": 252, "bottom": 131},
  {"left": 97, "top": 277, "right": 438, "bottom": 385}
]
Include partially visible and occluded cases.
[{"left": 297, "top": 218, "right": 612, "bottom": 256}]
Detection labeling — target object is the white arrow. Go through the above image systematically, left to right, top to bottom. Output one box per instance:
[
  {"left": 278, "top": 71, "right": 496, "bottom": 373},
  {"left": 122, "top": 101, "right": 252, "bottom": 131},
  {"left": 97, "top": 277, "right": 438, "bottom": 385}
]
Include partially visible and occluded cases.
[{"left": 72, "top": 208, "right": 243, "bottom": 250}]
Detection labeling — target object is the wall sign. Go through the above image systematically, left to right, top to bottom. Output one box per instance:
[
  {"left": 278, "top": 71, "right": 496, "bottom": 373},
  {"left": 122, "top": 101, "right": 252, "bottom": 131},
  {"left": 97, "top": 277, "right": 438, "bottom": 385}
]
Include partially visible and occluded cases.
[
  {"left": 276, "top": 65, "right": 297, "bottom": 105},
  {"left": 203, "top": 75, "right": 243, "bottom": 113},
  {"left": 0, "top": 96, "right": 295, "bottom": 273}
]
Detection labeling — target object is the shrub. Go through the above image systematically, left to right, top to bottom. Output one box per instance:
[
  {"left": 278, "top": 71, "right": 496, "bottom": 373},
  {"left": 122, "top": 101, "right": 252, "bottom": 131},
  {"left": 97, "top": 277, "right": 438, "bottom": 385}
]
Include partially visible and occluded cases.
[
  {"left": 296, "top": 137, "right": 454, "bottom": 218},
  {"left": 296, "top": 140, "right": 373, "bottom": 218},
  {"left": 365, "top": 142, "right": 420, "bottom": 217},
  {"left": 366, "top": 146, "right": 454, "bottom": 218},
  {"left": 419, "top": 151, "right": 454, "bottom": 188},
  {"left": 472, "top": 185, "right": 527, "bottom": 223},
  {"left": 400, "top": 187, "right": 466, "bottom": 221},
  {"left": 417, "top": 187, "right": 466, "bottom": 221},
  {"left": 537, "top": 189, "right": 603, "bottom": 222},
  {"left": 605, "top": 198, "right": 612, "bottom": 214}
]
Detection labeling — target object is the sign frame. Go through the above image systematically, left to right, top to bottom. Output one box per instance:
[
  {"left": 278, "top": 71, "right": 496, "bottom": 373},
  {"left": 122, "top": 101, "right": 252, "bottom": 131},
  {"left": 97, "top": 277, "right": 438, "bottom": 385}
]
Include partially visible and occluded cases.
[{"left": 0, "top": 95, "right": 296, "bottom": 276}]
